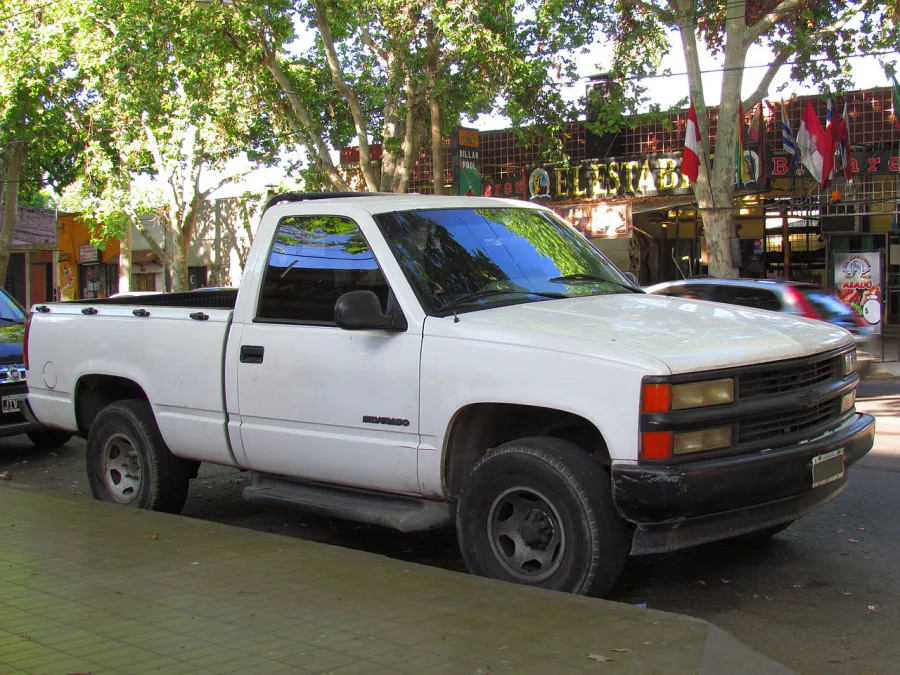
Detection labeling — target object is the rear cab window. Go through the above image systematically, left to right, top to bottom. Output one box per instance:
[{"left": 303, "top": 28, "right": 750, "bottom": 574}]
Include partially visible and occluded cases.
[{"left": 710, "top": 285, "right": 782, "bottom": 312}]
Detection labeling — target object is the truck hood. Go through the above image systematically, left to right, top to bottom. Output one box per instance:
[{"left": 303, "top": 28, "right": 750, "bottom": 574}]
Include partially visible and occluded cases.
[{"left": 460, "top": 294, "right": 853, "bottom": 375}]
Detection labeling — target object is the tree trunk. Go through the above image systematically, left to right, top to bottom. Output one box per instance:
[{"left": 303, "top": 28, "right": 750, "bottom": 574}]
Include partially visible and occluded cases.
[
  {"left": 426, "top": 22, "right": 444, "bottom": 196},
  {"left": 430, "top": 96, "right": 443, "bottom": 195},
  {"left": 0, "top": 142, "right": 24, "bottom": 287},
  {"left": 118, "top": 224, "right": 132, "bottom": 294},
  {"left": 171, "top": 229, "right": 189, "bottom": 292}
]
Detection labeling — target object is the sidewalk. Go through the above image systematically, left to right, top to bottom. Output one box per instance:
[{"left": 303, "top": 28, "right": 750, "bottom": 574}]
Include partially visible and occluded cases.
[{"left": 0, "top": 486, "right": 793, "bottom": 675}]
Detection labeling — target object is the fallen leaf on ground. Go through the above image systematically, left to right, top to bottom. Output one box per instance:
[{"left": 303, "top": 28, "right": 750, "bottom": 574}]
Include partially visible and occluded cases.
[
  {"left": 0, "top": 472, "right": 10, "bottom": 481},
  {"left": 857, "top": 527, "right": 867, "bottom": 532},
  {"left": 150, "top": 533, "right": 159, "bottom": 541},
  {"left": 848, "top": 539, "right": 860, "bottom": 543},
  {"left": 693, "top": 580, "right": 707, "bottom": 586},
  {"left": 790, "top": 584, "right": 802, "bottom": 589},
  {"left": 843, "top": 592, "right": 853, "bottom": 596},
  {"left": 868, "top": 604, "right": 878, "bottom": 611},
  {"left": 611, "top": 648, "right": 631, "bottom": 653},
  {"left": 587, "top": 654, "right": 612, "bottom": 662},
  {"left": 828, "top": 659, "right": 844, "bottom": 663}
]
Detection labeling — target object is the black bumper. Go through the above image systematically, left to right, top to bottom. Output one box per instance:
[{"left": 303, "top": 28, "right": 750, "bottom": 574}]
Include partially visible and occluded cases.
[
  {"left": 0, "top": 383, "right": 42, "bottom": 438},
  {"left": 613, "top": 412, "right": 875, "bottom": 555}
]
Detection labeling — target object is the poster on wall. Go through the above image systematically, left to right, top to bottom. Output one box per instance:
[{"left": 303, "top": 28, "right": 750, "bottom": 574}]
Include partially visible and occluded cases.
[
  {"left": 551, "top": 203, "right": 632, "bottom": 239},
  {"left": 833, "top": 251, "right": 882, "bottom": 334},
  {"left": 58, "top": 263, "right": 76, "bottom": 301}
]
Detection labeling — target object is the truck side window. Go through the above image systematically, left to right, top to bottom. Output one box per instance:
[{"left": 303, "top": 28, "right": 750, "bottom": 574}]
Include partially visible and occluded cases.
[{"left": 256, "top": 215, "right": 389, "bottom": 324}]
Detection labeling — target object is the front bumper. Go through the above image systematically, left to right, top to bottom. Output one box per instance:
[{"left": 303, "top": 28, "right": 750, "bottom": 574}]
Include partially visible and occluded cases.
[
  {"left": 0, "top": 383, "right": 42, "bottom": 437},
  {"left": 613, "top": 412, "right": 875, "bottom": 555}
]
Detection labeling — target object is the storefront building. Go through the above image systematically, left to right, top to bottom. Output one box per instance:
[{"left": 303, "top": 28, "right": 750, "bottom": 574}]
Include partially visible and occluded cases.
[
  {"left": 341, "top": 85, "right": 899, "bottom": 325},
  {"left": 0, "top": 206, "right": 60, "bottom": 308}
]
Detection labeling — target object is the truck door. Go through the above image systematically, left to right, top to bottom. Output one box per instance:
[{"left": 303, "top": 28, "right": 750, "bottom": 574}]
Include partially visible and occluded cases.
[{"left": 233, "top": 214, "right": 421, "bottom": 494}]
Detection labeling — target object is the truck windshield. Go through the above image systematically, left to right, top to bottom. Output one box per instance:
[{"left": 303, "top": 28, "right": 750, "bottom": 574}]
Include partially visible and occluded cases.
[{"left": 375, "top": 207, "right": 639, "bottom": 316}]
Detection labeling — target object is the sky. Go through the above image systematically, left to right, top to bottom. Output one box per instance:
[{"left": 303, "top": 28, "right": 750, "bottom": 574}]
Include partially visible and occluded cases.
[{"left": 207, "top": 23, "right": 899, "bottom": 199}]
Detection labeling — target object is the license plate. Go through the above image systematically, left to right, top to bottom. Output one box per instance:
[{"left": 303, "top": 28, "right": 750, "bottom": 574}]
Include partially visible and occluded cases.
[
  {"left": 1, "top": 396, "right": 20, "bottom": 414},
  {"left": 812, "top": 448, "right": 845, "bottom": 488}
]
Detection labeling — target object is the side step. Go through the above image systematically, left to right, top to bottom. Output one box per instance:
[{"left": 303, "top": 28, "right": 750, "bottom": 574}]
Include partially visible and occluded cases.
[{"left": 242, "top": 473, "right": 455, "bottom": 533}]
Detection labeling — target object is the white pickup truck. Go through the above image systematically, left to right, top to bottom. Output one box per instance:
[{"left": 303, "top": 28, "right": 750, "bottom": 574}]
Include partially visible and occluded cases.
[{"left": 24, "top": 194, "right": 874, "bottom": 596}]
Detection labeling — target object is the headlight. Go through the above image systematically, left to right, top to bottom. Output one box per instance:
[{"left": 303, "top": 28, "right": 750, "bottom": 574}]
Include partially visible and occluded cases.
[
  {"left": 842, "top": 350, "right": 857, "bottom": 377},
  {"left": 671, "top": 378, "right": 735, "bottom": 410},
  {"left": 841, "top": 389, "right": 856, "bottom": 415},
  {"left": 673, "top": 426, "right": 733, "bottom": 454}
]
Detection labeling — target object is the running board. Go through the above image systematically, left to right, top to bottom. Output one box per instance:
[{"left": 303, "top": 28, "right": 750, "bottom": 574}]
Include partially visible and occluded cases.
[{"left": 242, "top": 473, "right": 455, "bottom": 533}]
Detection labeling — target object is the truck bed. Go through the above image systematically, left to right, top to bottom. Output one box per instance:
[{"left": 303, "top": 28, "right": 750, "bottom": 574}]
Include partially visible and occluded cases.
[{"left": 26, "top": 297, "right": 238, "bottom": 467}]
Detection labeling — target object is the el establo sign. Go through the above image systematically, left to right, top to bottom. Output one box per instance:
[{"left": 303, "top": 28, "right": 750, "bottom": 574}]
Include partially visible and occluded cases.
[{"left": 526, "top": 154, "right": 695, "bottom": 200}]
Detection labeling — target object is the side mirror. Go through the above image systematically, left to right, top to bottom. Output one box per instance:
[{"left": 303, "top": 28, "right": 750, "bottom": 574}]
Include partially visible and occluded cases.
[
  {"left": 624, "top": 272, "right": 638, "bottom": 286},
  {"left": 334, "top": 290, "right": 406, "bottom": 331}
]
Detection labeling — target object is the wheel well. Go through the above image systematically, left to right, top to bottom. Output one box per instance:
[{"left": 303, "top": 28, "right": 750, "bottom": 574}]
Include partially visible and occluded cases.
[
  {"left": 75, "top": 375, "right": 149, "bottom": 434},
  {"left": 443, "top": 403, "right": 610, "bottom": 498}
]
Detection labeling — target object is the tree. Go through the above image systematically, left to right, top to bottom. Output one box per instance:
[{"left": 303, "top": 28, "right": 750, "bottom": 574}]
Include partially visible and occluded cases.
[
  {"left": 0, "top": 0, "right": 85, "bottom": 285},
  {"left": 71, "top": 0, "right": 280, "bottom": 291},
  {"left": 209, "top": 0, "right": 589, "bottom": 195},
  {"left": 587, "top": 0, "right": 898, "bottom": 277}
]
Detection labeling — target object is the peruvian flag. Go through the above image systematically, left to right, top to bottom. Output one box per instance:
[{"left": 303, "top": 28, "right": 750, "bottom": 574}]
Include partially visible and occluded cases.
[
  {"left": 682, "top": 98, "right": 701, "bottom": 183},
  {"left": 796, "top": 101, "right": 833, "bottom": 184}
]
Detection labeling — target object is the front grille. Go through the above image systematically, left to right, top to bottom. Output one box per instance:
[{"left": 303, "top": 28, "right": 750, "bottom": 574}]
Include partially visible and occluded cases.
[
  {"left": 738, "top": 355, "right": 838, "bottom": 399},
  {"left": 0, "top": 363, "right": 26, "bottom": 385},
  {"left": 737, "top": 399, "right": 841, "bottom": 445}
]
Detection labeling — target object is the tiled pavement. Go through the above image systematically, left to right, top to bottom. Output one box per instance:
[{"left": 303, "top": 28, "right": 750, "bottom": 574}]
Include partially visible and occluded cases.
[{"left": 0, "top": 485, "right": 793, "bottom": 674}]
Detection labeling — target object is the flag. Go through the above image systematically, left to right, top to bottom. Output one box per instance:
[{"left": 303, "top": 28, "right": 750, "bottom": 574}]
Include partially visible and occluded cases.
[
  {"left": 825, "top": 95, "right": 837, "bottom": 184},
  {"left": 682, "top": 97, "right": 701, "bottom": 183},
  {"left": 780, "top": 100, "right": 797, "bottom": 169},
  {"left": 797, "top": 101, "right": 833, "bottom": 184},
  {"left": 748, "top": 102, "right": 763, "bottom": 143},
  {"left": 838, "top": 102, "right": 853, "bottom": 182}
]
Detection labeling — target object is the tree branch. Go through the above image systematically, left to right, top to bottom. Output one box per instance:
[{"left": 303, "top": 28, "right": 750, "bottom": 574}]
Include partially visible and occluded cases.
[
  {"left": 314, "top": 0, "right": 378, "bottom": 192},
  {"left": 628, "top": 0, "right": 675, "bottom": 22},
  {"left": 745, "top": 0, "right": 808, "bottom": 44},
  {"left": 742, "top": 50, "right": 789, "bottom": 109}
]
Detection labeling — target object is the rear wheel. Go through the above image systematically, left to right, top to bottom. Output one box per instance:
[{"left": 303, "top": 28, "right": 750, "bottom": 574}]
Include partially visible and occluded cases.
[
  {"left": 86, "top": 399, "right": 192, "bottom": 513},
  {"left": 27, "top": 430, "right": 73, "bottom": 449},
  {"left": 456, "top": 437, "right": 629, "bottom": 597}
]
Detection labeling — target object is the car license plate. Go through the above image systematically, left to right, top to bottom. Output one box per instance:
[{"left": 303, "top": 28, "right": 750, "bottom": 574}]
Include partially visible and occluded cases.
[
  {"left": 1, "top": 396, "right": 20, "bottom": 414},
  {"left": 812, "top": 448, "right": 845, "bottom": 488}
]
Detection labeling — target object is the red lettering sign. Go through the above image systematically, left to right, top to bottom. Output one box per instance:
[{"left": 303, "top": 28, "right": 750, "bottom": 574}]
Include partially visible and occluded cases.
[
  {"left": 772, "top": 156, "right": 788, "bottom": 175},
  {"left": 890, "top": 156, "right": 899, "bottom": 172},
  {"left": 868, "top": 157, "right": 882, "bottom": 172},
  {"left": 850, "top": 158, "right": 859, "bottom": 173},
  {"left": 515, "top": 180, "right": 524, "bottom": 194},
  {"left": 504, "top": 182, "right": 512, "bottom": 196},
  {"left": 483, "top": 185, "right": 492, "bottom": 197}
]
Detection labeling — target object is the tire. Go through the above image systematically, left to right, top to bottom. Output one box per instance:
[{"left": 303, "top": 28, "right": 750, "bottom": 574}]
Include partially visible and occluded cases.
[
  {"left": 86, "top": 399, "right": 192, "bottom": 514},
  {"left": 27, "top": 430, "right": 73, "bottom": 449},
  {"left": 456, "top": 436, "right": 630, "bottom": 598},
  {"left": 728, "top": 520, "right": 795, "bottom": 543}
]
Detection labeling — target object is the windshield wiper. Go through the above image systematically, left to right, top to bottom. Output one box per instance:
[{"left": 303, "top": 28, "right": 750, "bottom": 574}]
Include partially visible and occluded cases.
[
  {"left": 548, "top": 274, "right": 640, "bottom": 293},
  {"left": 436, "top": 289, "right": 567, "bottom": 314}
]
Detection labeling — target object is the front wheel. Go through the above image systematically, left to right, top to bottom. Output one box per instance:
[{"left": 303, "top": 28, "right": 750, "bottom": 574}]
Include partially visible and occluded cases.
[
  {"left": 86, "top": 399, "right": 192, "bottom": 514},
  {"left": 27, "top": 430, "right": 73, "bottom": 449},
  {"left": 456, "top": 437, "right": 630, "bottom": 597}
]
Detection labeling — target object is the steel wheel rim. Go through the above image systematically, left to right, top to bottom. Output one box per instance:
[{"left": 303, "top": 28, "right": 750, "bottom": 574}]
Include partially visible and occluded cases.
[
  {"left": 102, "top": 433, "right": 143, "bottom": 504},
  {"left": 486, "top": 486, "right": 566, "bottom": 582}
]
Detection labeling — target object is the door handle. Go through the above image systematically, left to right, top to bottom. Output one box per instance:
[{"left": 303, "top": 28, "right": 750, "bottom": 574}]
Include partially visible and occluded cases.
[{"left": 240, "top": 345, "right": 265, "bottom": 364}]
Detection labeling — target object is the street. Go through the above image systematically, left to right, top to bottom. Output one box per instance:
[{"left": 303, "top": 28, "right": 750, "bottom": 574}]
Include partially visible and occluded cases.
[{"left": 1, "top": 380, "right": 897, "bottom": 675}]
